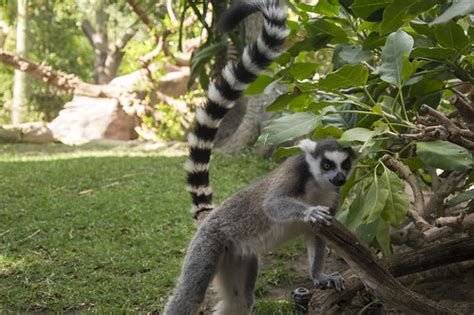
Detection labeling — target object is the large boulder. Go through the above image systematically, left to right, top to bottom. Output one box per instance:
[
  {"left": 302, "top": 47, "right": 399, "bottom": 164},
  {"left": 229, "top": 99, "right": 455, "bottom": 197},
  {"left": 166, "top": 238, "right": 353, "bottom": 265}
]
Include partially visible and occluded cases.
[
  {"left": 109, "top": 63, "right": 190, "bottom": 98},
  {"left": 48, "top": 96, "right": 138, "bottom": 145},
  {"left": 0, "top": 122, "right": 55, "bottom": 143}
]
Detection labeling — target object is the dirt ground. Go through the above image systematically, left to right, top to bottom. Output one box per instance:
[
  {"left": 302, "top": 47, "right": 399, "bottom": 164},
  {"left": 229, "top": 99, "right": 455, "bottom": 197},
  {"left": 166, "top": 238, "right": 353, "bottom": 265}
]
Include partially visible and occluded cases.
[{"left": 201, "top": 248, "right": 474, "bottom": 314}]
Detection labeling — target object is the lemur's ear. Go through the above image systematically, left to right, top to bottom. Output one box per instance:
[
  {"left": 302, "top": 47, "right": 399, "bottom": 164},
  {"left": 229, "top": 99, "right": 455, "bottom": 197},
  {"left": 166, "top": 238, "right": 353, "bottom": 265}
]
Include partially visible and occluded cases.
[{"left": 298, "top": 139, "right": 317, "bottom": 153}]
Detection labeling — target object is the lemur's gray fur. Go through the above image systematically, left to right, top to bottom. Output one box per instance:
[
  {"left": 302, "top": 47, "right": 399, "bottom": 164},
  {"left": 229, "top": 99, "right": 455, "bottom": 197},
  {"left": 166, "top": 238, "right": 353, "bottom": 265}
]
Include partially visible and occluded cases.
[
  {"left": 164, "top": 1, "right": 355, "bottom": 314},
  {"left": 165, "top": 139, "right": 355, "bottom": 315}
]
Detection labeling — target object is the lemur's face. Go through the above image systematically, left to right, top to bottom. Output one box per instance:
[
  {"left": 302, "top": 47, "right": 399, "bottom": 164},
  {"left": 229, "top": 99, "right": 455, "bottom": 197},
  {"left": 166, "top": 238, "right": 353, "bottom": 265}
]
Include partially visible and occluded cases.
[{"left": 299, "top": 139, "right": 354, "bottom": 188}]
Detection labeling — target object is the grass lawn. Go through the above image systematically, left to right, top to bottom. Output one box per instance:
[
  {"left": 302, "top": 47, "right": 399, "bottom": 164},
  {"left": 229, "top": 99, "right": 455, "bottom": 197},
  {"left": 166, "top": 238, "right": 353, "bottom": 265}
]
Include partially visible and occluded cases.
[{"left": 0, "top": 143, "right": 303, "bottom": 313}]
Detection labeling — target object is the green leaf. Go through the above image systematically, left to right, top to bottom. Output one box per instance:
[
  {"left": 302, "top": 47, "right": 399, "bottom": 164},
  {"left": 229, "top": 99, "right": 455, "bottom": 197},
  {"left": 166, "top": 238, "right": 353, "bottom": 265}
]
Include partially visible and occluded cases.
[
  {"left": 314, "top": 0, "right": 341, "bottom": 17},
  {"left": 350, "top": 0, "right": 391, "bottom": 20},
  {"left": 380, "top": 0, "right": 439, "bottom": 35},
  {"left": 430, "top": 0, "right": 474, "bottom": 25},
  {"left": 305, "top": 19, "right": 348, "bottom": 43},
  {"left": 410, "top": 21, "right": 436, "bottom": 40},
  {"left": 434, "top": 21, "right": 469, "bottom": 50},
  {"left": 379, "top": 30, "right": 414, "bottom": 87},
  {"left": 362, "top": 32, "right": 387, "bottom": 50},
  {"left": 288, "top": 34, "right": 332, "bottom": 56},
  {"left": 188, "top": 41, "right": 226, "bottom": 89},
  {"left": 333, "top": 45, "right": 371, "bottom": 68},
  {"left": 411, "top": 47, "right": 457, "bottom": 60},
  {"left": 401, "top": 55, "right": 419, "bottom": 82},
  {"left": 289, "top": 62, "right": 318, "bottom": 80},
  {"left": 319, "top": 64, "right": 369, "bottom": 91},
  {"left": 245, "top": 75, "right": 274, "bottom": 95},
  {"left": 267, "top": 93, "right": 296, "bottom": 112},
  {"left": 258, "top": 112, "right": 320, "bottom": 145},
  {"left": 313, "top": 124, "right": 344, "bottom": 138},
  {"left": 339, "top": 127, "right": 374, "bottom": 144},
  {"left": 416, "top": 140, "right": 473, "bottom": 171},
  {"left": 274, "top": 146, "right": 301, "bottom": 160},
  {"left": 403, "top": 157, "right": 425, "bottom": 171},
  {"left": 380, "top": 168, "right": 409, "bottom": 227},
  {"left": 364, "top": 174, "right": 389, "bottom": 223},
  {"left": 346, "top": 187, "right": 366, "bottom": 231},
  {"left": 446, "top": 189, "right": 474, "bottom": 207},
  {"left": 375, "top": 219, "right": 391, "bottom": 256},
  {"left": 356, "top": 220, "right": 380, "bottom": 245}
]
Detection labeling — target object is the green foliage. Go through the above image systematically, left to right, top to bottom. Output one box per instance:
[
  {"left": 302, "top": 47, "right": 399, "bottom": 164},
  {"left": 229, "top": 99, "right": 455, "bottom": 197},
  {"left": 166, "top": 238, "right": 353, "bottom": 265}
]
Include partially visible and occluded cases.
[
  {"left": 256, "top": 0, "right": 473, "bottom": 255},
  {"left": 416, "top": 140, "right": 473, "bottom": 171}
]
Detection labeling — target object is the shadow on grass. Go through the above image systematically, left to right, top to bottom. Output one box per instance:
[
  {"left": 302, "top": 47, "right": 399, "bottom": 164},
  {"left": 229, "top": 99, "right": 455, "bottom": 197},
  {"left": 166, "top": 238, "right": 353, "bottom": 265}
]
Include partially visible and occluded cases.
[{"left": 0, "top": 146, "right": 275, "bottom": 313}]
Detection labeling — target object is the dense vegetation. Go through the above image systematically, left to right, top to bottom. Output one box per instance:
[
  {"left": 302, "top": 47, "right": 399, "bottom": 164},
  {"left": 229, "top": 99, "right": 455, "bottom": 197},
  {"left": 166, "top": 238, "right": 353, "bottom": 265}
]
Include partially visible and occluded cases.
[
  {"left": 0, "top": 0, "right": 473, "bottom": 312},
  {"left": 241, "top": 0, "right": 473, "bottom": 254}
]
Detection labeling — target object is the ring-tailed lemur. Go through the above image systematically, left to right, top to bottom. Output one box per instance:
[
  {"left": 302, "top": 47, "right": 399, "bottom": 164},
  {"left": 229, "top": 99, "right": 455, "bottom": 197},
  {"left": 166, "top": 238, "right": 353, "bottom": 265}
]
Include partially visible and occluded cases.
[{"left": 164, "top": 1, "right": 355, "bottom": 314}]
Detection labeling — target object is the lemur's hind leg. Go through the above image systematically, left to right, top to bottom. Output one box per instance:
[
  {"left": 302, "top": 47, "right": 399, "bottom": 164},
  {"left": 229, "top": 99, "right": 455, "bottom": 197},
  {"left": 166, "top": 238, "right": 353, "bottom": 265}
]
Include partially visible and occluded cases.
[
  {"left": 164, "top": 227, "right": 225, "bottom": 315},
  {"left": 305, "top": 234, "right": 345, "bottom": 292},
  {"left": 212, "top": 244, "right": 259, "bottom": 315}
]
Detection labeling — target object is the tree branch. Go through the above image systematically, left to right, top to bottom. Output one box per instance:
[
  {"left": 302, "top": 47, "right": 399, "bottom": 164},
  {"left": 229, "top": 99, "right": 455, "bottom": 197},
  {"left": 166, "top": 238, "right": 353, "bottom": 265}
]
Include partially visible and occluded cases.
[
  {"left": 126, "top": 0, "right": 155, "bottom": 32},
  {"left": 81, "top": 19, "right": 95, "bottom": 48},
  {"left": 114, "top": 27, "right": 137, "bottom": 51},
  {"left": 0, "top": 49, "right": 145, "bottom": 115},
  {"left": 420, "top": 104, "right": 474, "bottom": 149},
  {"left": 382, "top": 155, "right": 431, "bottom": 231},
  {"left": 424, "top": 170, "right": 469, "bottom": 218},
  {"left": 313, "top": 220, "right": 455, "bottom": 314},
  {"left": 312, "top": 236, "right": 474, "bottom": 314}
]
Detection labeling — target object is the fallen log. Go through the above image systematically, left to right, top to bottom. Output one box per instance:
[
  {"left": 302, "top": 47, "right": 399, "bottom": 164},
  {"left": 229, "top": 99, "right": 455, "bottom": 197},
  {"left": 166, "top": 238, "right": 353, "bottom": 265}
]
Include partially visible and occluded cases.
[
  {"left": 312, "top": 220, "right": 458, "bottom": 314},
  {"left": 312, "top": 234, "right": 474, "bottom": 314}
]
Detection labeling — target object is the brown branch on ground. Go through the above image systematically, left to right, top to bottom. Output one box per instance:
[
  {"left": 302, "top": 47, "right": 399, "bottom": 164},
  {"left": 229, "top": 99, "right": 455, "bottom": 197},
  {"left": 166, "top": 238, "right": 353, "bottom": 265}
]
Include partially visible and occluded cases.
[
  {"left": 0, "top": 49, "right": 145, "bottom": 115},
  {"left": 381, "top": 155, "right": 431, "bottom": 232},
  {"left": 313, "top": 220, "right": 455, "bottom": 314},
  {"left": 311, "top": 236, "right": 474, "bottom": 314}
]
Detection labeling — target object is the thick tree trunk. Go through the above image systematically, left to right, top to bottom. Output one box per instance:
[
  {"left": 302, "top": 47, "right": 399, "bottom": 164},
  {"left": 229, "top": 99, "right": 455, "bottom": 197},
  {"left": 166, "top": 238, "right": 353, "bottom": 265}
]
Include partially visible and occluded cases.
[
  {"left": 12, "top": 0, "right": 29, "bottom": 124},
  {"left": 82, "top": 6, "right": 136, "bottom": 84}
]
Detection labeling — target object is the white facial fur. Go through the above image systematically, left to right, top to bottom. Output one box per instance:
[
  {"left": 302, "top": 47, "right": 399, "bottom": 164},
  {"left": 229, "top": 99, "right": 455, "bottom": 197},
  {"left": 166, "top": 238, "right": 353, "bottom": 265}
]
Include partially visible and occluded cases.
[{"left": 299, "top": 140, "right": 351, "bottom": 187}]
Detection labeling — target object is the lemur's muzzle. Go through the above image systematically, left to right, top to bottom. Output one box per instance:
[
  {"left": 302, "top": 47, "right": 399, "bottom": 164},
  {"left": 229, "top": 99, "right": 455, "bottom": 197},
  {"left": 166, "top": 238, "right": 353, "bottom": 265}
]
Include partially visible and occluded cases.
[{"left": 330, "top": 172, "right": 346, "bottom": 187}]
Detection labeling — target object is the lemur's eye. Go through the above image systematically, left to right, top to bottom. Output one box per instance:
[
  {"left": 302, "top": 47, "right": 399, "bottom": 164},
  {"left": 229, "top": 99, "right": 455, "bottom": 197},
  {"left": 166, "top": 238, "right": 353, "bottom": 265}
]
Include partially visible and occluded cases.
[
  {"left": 342, "top": 158, "right": 352, "bottom": 170},
  {"left": 321, "top": 159, "right": 333, "bottom": 171}
]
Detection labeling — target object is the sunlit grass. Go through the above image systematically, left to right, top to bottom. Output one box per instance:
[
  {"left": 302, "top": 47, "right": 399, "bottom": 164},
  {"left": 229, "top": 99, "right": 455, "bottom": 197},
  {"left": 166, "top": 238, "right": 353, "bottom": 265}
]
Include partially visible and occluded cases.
[{"left": 0, "top": 143, "right": 303, "bottom": 313}]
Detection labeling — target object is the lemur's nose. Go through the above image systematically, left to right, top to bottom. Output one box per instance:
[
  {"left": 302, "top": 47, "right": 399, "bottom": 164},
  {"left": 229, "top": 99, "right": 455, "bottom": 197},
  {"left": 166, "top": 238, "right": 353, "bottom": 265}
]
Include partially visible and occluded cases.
[{"left": 330, "top": 173, "right": 346, "bottom": 187}]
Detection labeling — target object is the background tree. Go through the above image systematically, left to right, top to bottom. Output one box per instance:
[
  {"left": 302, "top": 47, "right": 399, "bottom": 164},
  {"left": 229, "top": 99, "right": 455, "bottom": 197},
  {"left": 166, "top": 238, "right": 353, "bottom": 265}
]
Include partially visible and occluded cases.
[
  {"left": 11, "top": 0, "right": 28, "bottom": 124},
  {"left": 80, "top": 1, "right": 137, "bottom": 84}
]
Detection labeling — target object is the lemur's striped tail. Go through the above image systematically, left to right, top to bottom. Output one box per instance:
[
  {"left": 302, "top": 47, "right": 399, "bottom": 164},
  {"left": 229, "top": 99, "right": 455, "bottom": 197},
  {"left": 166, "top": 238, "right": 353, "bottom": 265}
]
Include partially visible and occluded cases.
[{"left": 186, "top": 0, "right": 289, "bottom": 219}]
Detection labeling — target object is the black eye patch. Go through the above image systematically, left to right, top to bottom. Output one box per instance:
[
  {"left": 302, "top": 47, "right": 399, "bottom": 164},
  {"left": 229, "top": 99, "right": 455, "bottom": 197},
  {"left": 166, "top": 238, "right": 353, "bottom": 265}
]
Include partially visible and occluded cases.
[
  {"left": 341, "top": 157, "right": 352, "bottom": 170},
  {"left": 321, "top": 159, "right": 335, "bottom": 171}
]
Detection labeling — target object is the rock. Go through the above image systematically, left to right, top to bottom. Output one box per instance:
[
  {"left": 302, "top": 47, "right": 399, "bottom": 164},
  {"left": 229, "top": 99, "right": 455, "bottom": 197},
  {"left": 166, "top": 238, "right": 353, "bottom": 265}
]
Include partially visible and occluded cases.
[
  {"left": 109, "top": 64, "right": 190, "bottom": 98},
  {"left": 48, "top": 96, "right": 138, "bottom": 145},
  {"left": 0, "top": 122, "right": 55, "bottom": 143}
]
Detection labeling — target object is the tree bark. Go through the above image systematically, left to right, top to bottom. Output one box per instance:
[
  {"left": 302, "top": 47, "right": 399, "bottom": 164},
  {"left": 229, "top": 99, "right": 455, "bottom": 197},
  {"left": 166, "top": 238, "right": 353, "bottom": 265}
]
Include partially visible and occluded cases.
[
  {"left": 12, "top": 0, "right": 29, "bottom": 124},
  {"left": 82, "top": 5, "right": 137, "bottom": 84},
  {"left": 0, "top": 50, "right": 145, "bottom": 114},
  {"left": 312, "top": 220, "right": 456, "bottom": 314},
  {"left": 311, "top": 235, "right": 474, "bottom": 314}
]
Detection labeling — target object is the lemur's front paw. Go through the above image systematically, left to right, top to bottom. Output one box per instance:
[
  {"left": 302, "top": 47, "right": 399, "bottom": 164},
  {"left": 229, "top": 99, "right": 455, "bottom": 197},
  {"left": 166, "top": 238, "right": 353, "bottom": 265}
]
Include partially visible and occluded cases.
[
  {"left": 304, "top": 206, "right": 332, "bottom": 226},
  {"left": 313, "top": 272, "right": 345, "bottom": 292}
]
